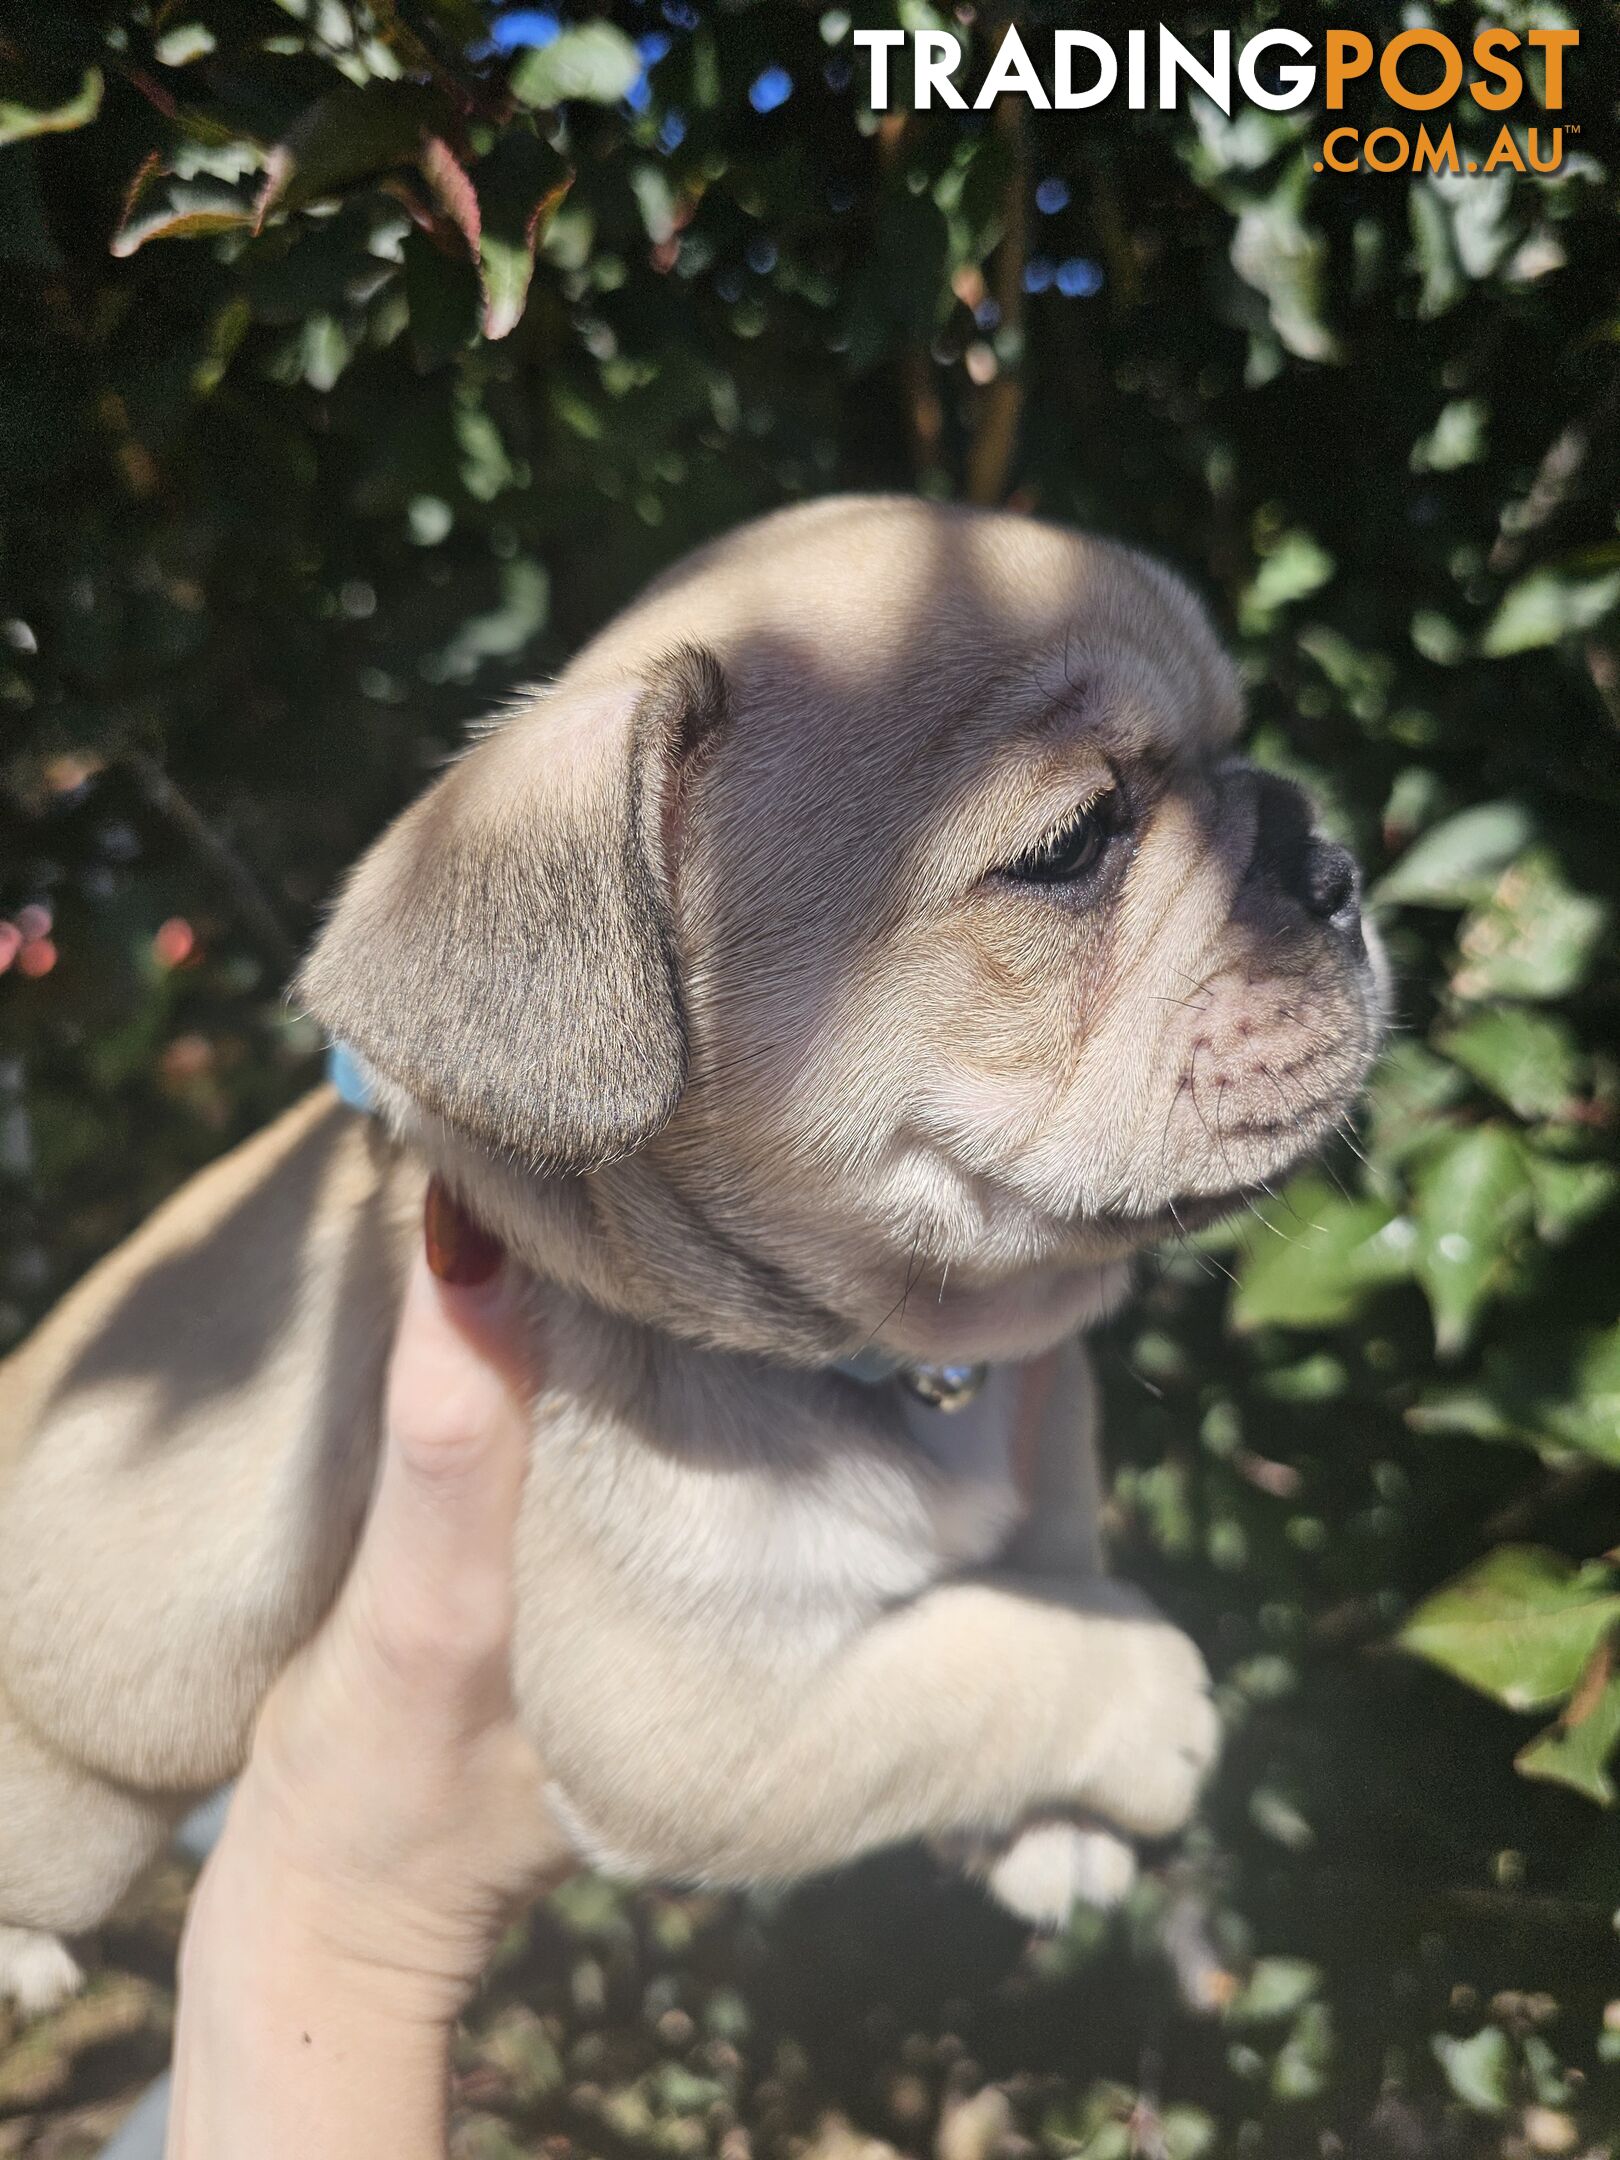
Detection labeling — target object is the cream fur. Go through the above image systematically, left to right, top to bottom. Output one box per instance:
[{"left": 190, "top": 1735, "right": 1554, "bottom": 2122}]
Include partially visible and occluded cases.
[{"left": 0, "top": 498, "right": 1381, "bottom": 2011}]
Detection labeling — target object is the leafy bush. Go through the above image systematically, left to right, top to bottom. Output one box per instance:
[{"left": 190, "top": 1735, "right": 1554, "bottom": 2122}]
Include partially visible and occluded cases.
[{"left": 2, "top": 2, "right": 1618, "bottom": 2152}]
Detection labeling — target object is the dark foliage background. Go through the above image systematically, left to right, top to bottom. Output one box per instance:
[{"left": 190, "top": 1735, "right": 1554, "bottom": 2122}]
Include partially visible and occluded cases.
[{"left": 2, "top": 2, "right": 1619, "bottom": 2153}]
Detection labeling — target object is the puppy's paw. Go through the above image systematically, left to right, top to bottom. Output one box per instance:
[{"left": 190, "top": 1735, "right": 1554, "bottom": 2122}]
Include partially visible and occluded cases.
[
  {"left": 1075, "top": 1599, "right": 1220, "bottom": 1841},
  {"left": 937, "top": 1815, "right": 1138, "bottom": 1927},
  {"left": 985, "top": 1819, "right": 1138, "bottom": 1925},
  {"left": 0, "top": 1926, "right": 85, "bottom": 2018}
]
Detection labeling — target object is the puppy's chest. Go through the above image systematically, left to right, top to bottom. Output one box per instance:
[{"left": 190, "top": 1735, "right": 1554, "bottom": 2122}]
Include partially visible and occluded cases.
[
  {"left": 537, "top": 1359, "right": 1025, "bottom": 1630},
  {"left": 893, "top": 1368, "right": 1023, "bottom": 1557}
]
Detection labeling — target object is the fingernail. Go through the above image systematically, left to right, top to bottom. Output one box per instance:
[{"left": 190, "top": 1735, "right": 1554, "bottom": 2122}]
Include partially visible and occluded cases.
[{"left": 424, "top": 1177, "right": 503, "bottom": 1287}]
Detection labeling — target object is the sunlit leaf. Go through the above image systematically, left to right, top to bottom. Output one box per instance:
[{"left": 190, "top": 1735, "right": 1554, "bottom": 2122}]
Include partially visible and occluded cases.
[
  {"left": 510, "top": 23, "right": 643, "bottom": 108},
  {"left": 0, "top": 67, "right": 102, "bottom": 149},
  {"left": 257, "top": 81, "right": 451, "bottom": 224},
  {"left": 475, "top": 126, "right": 572, "bottom": 340},
  {"left": 419, "top": 136, "right": 481, "bottom": 258},
  {"left": 111, "top": 157, "right": 254, "bottom": 257},
  {"left": 1229, "top": 160, "right": 1341, "bottom": 363},
  {"left": 1240, "top": 531, "right": 1333, "bottom": 633},
  {"left": 1482, "top": 568, "right": 1620, "bottom": 657},
  {"left": 1371, "top": 801, "right": 1534, "bottom": 909},
  {"left": 1453, "top": 852, "right": 1609, "bottom": 1003},
  {"left": 1438, "top": 1007, "right": 1582, "bottom": 1121},
  {"left": 1411, "top": 1125, "right": 1532, "bottom": 1355},
  {"left": 1526, "top": 1154, "right": 1618, "bottom": 1243},
  {"left": 1231, "top": 1181, "right": 1413, "bottom": 1333},
  {"left": 1411, "top": 1324, "right": 1620, "bottom": 1464},
  {"left": 1400, "top": 1547, "right": 1620, "bottom": 1712},
  {"left": 1518, "top": 1664, "right": 1620, "bottom": 1805},
  {"left": 1224, "top": 1957, "right": 1321, "bottom": 2027},
  {"left": 1271, "top": 2002, "right": 1332, "bottom": 2102},
  {"left": 1433, "top": 2026, "right": 1512, "bottom": 2112}
]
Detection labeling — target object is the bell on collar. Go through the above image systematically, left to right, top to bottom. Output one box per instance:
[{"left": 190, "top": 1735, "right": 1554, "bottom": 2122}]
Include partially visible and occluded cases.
[{"left": 897, "top": 1360, "right": 988, "bottom": 1413}]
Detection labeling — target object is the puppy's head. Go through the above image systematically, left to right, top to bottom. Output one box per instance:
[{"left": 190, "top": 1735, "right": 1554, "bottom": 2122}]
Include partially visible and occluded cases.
[{"left": 301, "top": 498, "right": 1383, "bottom": 1363}]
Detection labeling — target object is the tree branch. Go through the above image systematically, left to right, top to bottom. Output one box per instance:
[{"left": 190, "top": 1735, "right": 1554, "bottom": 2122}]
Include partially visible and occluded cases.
[
  {"left": 964, "top": 89, "right": 1028, "bottom": 508},
  {"left": 122, "top": 750, "right": 299, "bottom": 980}
]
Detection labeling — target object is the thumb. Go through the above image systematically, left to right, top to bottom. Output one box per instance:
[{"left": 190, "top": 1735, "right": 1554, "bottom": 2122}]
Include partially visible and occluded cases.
[{"left": 352, "top": 1182, "right": 537, "bottom": 1695}]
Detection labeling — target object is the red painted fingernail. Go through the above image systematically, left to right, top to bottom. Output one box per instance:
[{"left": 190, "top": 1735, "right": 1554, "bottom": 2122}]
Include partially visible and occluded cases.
[{"left": 424, "top": 1177, "right": 503, "bottom": 1287}]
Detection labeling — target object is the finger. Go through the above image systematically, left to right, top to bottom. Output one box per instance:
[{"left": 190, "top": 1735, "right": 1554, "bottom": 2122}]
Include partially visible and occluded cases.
[{"left": 355, "top": 1186, "right": 537, "bottom": 1687}]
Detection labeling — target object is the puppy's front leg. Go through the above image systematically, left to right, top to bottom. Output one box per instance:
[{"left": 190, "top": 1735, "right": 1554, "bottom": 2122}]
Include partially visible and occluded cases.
[
  {"left": 1005, "top": 1336, "right": 1108, "bottom": 1579},
  {"left": 949, "top": 1339, "right": 1152, "bottom": 1919},
  {"left": 667, "top": 1565, "right": 1217, "bottom": 1890}
]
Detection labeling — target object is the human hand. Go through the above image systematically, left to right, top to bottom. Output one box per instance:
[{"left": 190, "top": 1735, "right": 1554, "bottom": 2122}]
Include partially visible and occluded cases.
[{"left": 168, "top": 1180, "right": 568, "bottom": 2158}]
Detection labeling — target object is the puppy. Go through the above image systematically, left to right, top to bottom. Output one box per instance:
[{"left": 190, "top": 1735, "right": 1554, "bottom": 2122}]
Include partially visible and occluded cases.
[{"left": 0, "top": 497, "right": 1381, "bottom": 2012}]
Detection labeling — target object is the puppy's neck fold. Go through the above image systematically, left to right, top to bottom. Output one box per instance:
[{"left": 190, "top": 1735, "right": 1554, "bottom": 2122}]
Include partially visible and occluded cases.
[
  {"left": 377, "top": 1083, "right": 1131, "bottom": 1370},
  {"left": 379, "top": 1083, "right": 852, "bottom": 1362}
]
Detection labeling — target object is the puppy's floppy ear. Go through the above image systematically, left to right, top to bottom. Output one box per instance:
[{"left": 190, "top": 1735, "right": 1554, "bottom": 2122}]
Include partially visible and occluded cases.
[{"left": 297, "top": 645, "right": 728, "bottom": 1170}]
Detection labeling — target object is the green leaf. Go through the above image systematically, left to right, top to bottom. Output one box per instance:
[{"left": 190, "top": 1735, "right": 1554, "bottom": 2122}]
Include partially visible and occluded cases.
[
  {"left": 154, "top": 24, "right": 217, "bottom": 66},
  {"left": 510, "top": 24, "right": 644, "bottom": 108},
  {"left": 0, "top": 66, "right": 103, "bottom": 148},
  {"left": 257, "top": 81, "right": 450, "bottom": 223},
  {"left": 475, "top": 127, "right": 572, "bottom": 340},
  {"left": 111, "top": 158, "right": 254, "bottom": 257},
  {"left": 1229, "top": 161, "right": 1341, "bottom": 363},
  {"left": 1411, "top": 397, "right": 1487, "bottom": 473},
  {"left": 1241, "top": 531, "right": 1334, "bottom": 631},
  {"left": 428, "top": 557, "right": 550, "bottom": 680},
  {"left": 1482, "top": 568, "right": 1620, "bottom": 657},
  {"left": 1370, "top": 801, "right": 1533, "bottom": 908},
  {"left": 1452, "top": 852, "right": 1609, "bottom": 1004},
  {"left": 1438, "top": 1007, "right": 1582, "bottom": 1122},
  {"left": 1366, "top": 1041, "right": 1469, "bottom": 1168},
  {"left": 1411, "top": 1125, "right": 1532, "bottom": 1356},
  {"left": 1527, "top": 1155, "right": 1619, "bottom": 1244},
  {"left": 1231, "top": 1182, "right": 1413, "bottom": 1333},
  {"left": 1410, "top": 1324, "right": 1620, "bottom": 1464},
  {"left": 1563, "top": 1326, "right": 1620, "bottom": 1460},
  {"left": 1399, "top": 1547, "right": 1620, "bottom": 1712},
  {"left": 1518, "top": 1669, "right": 1620, "bottom": 1805},
  {"left": 1225, "top": 1957, "right": 1321, "bottom": 2027},
  {"left": 1271, "top": 2001, "right": 1332, "bottom": 2103},
  {"left": 1433, "top": 2026, "right": 1512, "bottom": 2112},
  {"left": 1161, "top": 2110, "right": 1216, "bottom": 2160}
]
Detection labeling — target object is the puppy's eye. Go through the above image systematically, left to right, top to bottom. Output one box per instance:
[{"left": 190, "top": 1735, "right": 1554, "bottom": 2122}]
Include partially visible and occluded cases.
[{"left": 1003, "top": 794, "right": 1120, "bottom": 886}]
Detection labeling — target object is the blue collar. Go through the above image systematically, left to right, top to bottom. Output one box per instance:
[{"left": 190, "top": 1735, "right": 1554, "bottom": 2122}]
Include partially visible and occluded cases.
[
  {"left": 328, "top": 1040, "right": 377, "bottom": 1114},
  {"left": 328, "top": 1044, "right": 983, "bottom": 1407}
]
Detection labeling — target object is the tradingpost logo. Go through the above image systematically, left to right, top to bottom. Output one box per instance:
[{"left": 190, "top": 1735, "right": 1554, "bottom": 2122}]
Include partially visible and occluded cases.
[{"left": 853, "top": 24, "right": 1580, "bottom": 176}]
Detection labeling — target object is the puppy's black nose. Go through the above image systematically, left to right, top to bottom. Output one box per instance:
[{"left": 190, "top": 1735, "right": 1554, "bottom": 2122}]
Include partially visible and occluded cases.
[
  {"left": 1253, "top": 773, "right": 1363, "bottom": 948},
  {"left": 1305, "top": 840, "right": 1359, "bottom": 927}
]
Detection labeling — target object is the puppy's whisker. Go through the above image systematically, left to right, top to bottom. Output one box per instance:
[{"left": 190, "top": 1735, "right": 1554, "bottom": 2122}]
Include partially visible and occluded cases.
[
  {"left": 1267, "top": 1056, "right": 1356, "bottom": 1207},
  {"left": 1249, "top": 1065, "right": 1309, "bottom": 1224},
  {"left": 1217, "top": 1088, "right": 1289, "bottom": 1245},
  {"left": 1331, "top": 1110, "right": 1375, "bottom": 1177},
  {"left": 1168, "top": 1202, "right": 1239, "bottom": 1289},
  {"left": 855, "top": 1227, "right": 931, "bottom": 1356},
  {"left": 898, "top": 1229, "right": 925, "bottom": 1324}
]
